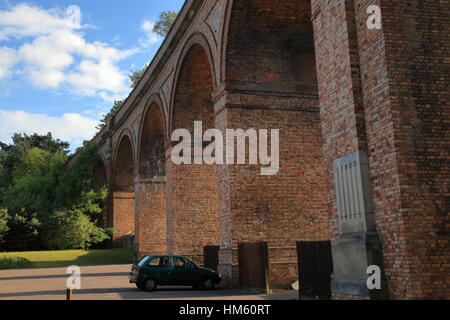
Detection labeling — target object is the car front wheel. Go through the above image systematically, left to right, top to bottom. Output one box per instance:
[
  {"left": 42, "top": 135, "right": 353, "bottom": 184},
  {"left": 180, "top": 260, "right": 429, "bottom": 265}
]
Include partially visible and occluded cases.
[
  {"left": 202, "top": 278, "right": 215, "bottom": 290},
  {"left": 144, "top": 279, "right": 157, "bottom": 292}
]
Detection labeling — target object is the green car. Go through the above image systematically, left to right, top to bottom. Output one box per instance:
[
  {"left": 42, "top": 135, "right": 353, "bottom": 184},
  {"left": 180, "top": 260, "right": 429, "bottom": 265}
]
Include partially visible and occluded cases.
[{"left": 129, "top": 255, "right": 222, "bottom": 292}]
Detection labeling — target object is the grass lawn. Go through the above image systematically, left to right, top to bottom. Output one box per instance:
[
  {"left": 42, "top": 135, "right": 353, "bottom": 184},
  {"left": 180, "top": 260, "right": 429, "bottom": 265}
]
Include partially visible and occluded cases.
[{"left": 0, "top": 248, "right": 133, "bottom": 270}]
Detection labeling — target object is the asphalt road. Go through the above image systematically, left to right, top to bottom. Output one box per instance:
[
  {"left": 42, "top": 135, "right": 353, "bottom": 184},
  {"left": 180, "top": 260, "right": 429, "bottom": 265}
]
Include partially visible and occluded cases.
[{"left": 0, "top": 265, "right": 297, "bottom": 300}]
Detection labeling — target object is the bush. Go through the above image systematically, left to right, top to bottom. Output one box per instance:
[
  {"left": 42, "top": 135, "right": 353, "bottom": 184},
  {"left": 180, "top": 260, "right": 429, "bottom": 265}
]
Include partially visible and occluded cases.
[
  {"left": 0, "top": 208, "right": 8, "bottom": 248},
  {"left": 44, "top": 209, "right": 112, "bottom": 250},
  {"left": 4, "top": 211, "right": 42, "bottom": 252},
  {"left": 0, "top": 257, "right": 32, "bottom": 270}
]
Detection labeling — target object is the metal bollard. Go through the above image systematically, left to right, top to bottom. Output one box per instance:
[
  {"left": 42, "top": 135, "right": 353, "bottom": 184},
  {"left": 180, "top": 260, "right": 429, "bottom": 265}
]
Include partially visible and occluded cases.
[{"left": 66, "top": 289, "right": 73, "bottom": 300}]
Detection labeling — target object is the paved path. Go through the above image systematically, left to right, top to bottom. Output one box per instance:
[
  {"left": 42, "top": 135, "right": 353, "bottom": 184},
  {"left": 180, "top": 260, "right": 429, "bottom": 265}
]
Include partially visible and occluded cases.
[{"left": 0, "top": 265, "right": 297, "bottom": 300}]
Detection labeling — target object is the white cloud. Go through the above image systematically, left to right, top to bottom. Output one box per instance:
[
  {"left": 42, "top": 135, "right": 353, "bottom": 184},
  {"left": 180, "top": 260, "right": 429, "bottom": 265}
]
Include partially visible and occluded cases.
[
  {"left": 0, "top": 4, "right": 138, "bottom": 101},
  {"left": 0, "top": 4, "right": 81, "bottom": 40},
  {"left": 139, "top": 20, "right": 161, "bottom": 48},
  {"left": 0, "top": 47, "right": 18, "bottom": 78},
  {"left": 67, "top": 59, "right": 129, "bottom": 96},
  {"left": 0, "top": 109, "right": 99, "bottom": 149}
]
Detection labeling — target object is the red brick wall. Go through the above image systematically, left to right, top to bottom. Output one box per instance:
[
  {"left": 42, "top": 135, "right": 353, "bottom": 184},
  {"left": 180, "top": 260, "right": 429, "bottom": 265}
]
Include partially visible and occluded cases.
[
  {"left": 99, "top": 0, "right": 449, "bottom": 299},
  {"left": 218, "top": 0, "right": 329, "bottom": 288},
  {"left": 226, "top": 0, "right": 317, "bottom": 95},
  {"left": 312, "top": 0, "right": 450, "bottom": 299},
  {"left": 312, "top": 0, "right": 370, "bottom": 241},
  {"left": 355, "top": 0, "right": 449, "bottom": 299},
  {"left": 167, "top": 44, "right": 220, "bottom": 256},
  {"left": 215, "top": 92, "right": 329, "bottom": 287},
  {"left": 137, "top": 103, "right": 167, "bottom": 256},
  {"left": 112, "top": 135, "right": 135, "bottom": 247},
  {"left": 112, "top": 192, "right": 135, "bottom": 247}
]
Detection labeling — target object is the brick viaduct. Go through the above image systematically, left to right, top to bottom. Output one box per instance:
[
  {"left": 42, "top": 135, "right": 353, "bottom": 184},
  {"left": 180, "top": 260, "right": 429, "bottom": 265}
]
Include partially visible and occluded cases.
[{"left": 89, "top": 0, "right": 449, "bottom": 299}]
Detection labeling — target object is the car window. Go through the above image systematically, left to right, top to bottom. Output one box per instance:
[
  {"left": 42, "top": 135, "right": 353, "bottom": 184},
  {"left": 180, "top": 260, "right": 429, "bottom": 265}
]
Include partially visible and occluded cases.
[
  {"left": 137, "top": 256, "right": 150, "bottom": 267},
  {"left": 148, "top": 257, "right": 161, "bottom": 267},
  {"left": 161, "top": 257, "right": 170, "bottom": 268},
  {"left": 174, "top": 257, "right": 186, "bottom": 268},
  {"left": 185, "top": 258, "right": 198, "bottom": 268}
]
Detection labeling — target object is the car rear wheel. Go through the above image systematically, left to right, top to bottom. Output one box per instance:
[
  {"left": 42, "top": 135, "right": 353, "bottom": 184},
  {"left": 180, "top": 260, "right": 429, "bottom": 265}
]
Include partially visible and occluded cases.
[
  {"left": 202, "top": 278, "right": 215, "bottom": 290},
  {"left": 144, "top": 279, "right": 157, "bottom": 292}
]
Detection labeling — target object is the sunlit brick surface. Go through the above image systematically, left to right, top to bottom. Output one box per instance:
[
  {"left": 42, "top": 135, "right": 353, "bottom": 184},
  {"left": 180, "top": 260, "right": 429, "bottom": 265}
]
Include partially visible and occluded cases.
[{"left": 88, "top": 0, "right": 449, "bottom": 299}]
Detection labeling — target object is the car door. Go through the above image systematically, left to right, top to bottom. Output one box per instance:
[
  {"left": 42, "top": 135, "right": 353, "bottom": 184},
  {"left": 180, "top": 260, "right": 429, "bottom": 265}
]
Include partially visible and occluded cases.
[
  {"left": 144, "top": 256, "right": 172, "bottom": 285},
  {"left": 170, "top": 257, "right": 199, "bottom": 286}
]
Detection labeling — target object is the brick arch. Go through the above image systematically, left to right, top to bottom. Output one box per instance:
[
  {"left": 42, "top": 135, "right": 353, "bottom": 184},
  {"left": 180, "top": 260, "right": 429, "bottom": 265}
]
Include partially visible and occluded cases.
[
  {"left": 81, "top": 0, "right": 450, "bottom": 299},
  {"left": 215, "top": 0, "right": 329, "bottom": 288},
  {"left": 222, "top": 0, "right": 317, "bottom": 94},
  {"left": 168, "top": 32, "right": 218, "bottom": 134},
  {"left": 166, "top": 36, "right": 220, "bottom": 261},
  {"left": 137, "top": 93, "right": 167, "bottom": 159},
  {"left": 135, "top": 96, "right": 168, "bottom": 257},
  {"left": 112, "top": 130, "right": 136, "bottom": 188},
  {"left": 111, "top": 131, "right": 136, "bottom": 248},
  {"left": 94, "top": 153, "right": 109, "bottom": 229},
  {"left": 95, "top": 153, "right": 109, "bottom": 187}
]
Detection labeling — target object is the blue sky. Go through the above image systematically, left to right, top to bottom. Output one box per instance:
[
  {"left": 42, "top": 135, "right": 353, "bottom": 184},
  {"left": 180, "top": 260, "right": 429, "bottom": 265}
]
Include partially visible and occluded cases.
[{"left": 0, "top": 0, "right": 184, "bottom": 150}]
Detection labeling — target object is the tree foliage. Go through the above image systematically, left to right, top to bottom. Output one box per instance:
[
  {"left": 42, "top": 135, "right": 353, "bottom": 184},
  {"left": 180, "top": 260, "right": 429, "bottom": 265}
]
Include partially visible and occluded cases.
[
  {"left": 153, "top": 11, "right": 178, "bottom": 37},
  {"left": 129, "top": 64, "right": 149, "bottom": 89},
  {"left": 96, "top": 100, "right": 124, "bottom": 131},
  {"left": 0, "top": 133, "right": 69, "bottom": 207},
  {"left": 0, "top": 134, "right": 112, "bottom": 252},
  {"left": 0, "top": 208, "right": 9, "bottom": 247},
  {"left": 44, "top": 208, "right": 112, "bottom": 251},
  {"left": 5, "top": 211, "right": 41, "bottom": 252}
]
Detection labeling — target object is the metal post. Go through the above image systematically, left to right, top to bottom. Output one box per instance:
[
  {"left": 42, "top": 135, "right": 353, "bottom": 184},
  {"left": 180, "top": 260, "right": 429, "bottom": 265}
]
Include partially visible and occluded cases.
[{"left": 66, "top": 289, "right": 73, "bottom": 300}]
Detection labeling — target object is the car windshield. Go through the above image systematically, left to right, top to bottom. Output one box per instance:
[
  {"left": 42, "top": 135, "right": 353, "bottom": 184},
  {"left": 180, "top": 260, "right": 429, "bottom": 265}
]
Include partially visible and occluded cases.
[{"left": 137, "top": 256, "right": 150, "bottom": 267}]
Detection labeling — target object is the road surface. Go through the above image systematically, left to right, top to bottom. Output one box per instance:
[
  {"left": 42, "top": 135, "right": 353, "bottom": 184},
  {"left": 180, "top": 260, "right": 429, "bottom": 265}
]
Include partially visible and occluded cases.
[{"left": 0, "top": 265, "right": 297, "bottom": 300}]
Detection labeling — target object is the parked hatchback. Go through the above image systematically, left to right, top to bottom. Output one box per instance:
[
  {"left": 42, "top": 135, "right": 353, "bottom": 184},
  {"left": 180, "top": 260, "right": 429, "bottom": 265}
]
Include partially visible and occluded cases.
[{"left": 129, "top": 255, "right": 222, "bottom": 292}]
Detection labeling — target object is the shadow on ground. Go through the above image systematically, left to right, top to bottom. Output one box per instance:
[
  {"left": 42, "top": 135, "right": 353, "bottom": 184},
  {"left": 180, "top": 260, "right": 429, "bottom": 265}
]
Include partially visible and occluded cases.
[
  {"left": 0, "top": 265, "right": 298, "bottom": 300},
  {"left": 0, "top": 271, "right": 129, "bottom": 281}
]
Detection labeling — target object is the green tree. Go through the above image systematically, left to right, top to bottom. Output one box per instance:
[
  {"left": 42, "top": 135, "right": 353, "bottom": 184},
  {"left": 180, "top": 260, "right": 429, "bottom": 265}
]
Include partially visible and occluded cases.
[
  {"left": 153, "top": 10, "right": 178, "bottom": 37},
  {"left": 129, "top": 64, "right": 149, "bottom": 89},
  {"left": 96, "top": 100, "right": 124, "bottom": 131},
  {"left": 0, "top": 133, "right": 69, "bottom": 205},
  {"left": 8, "top": 133, "right": 69, "bottom": 154},
  {"left": 0, "top": 134, "right": 112, "bottom": 252},
  {"left": 55, "top": 144, "right": 105, "bottom": 210},
  {"left": 3, "top": 149, "right": 66, "bottom": 217},
  {"left": 0, "top": 151, "right": 6, "bottom": 202},
  {"left": 76, "top": 188, "right": 108, "bottom": 226},
  {"left": 0, "top": 208, "right": 9, "bottom": 249},
  {"left": 44, "top": 208, "right": 112, "bottom": 250},
  {"left": 5, "top": 210, "right": 41, "bottom": 252}
]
